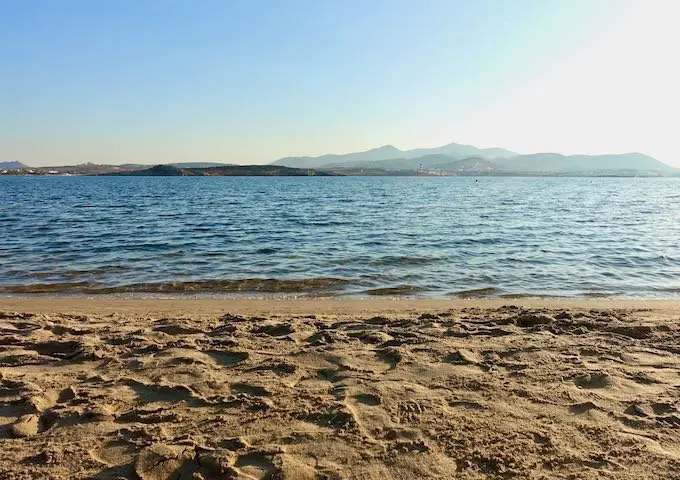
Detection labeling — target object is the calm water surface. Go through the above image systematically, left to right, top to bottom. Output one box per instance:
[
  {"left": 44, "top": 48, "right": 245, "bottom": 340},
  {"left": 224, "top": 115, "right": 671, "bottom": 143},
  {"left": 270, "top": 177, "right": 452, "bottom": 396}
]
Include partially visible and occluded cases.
[{"left": 1, "top": 176, "right": 679, "bottom": 298}]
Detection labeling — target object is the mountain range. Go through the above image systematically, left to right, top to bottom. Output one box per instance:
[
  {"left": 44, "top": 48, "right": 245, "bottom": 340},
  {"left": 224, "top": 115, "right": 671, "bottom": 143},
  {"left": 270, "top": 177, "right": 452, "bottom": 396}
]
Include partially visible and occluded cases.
[
  {"left": 271, "top": 142, "right": 675, "bottom": 174},
  {"left": 2, "top": 143, "right": 676, "bottom": 175},
  {"left": 272, "top": 143, "right": 517, "bottom": 169}
]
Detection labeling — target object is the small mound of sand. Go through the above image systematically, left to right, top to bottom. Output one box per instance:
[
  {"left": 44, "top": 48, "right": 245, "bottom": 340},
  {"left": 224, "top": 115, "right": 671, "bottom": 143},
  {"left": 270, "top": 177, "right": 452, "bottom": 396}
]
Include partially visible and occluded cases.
[
  {"left": 574, "top": 372, "right": 620, "bottom": 389},
  {"left": 11, "top": 414, "right": 39, "bottom": 437}
]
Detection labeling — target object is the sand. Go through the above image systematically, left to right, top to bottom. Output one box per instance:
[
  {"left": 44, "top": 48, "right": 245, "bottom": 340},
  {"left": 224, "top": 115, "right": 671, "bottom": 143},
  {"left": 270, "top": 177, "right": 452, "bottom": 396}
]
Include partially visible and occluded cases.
[{"left": 1, "top": 297, "right": 679, "bottom": 479}]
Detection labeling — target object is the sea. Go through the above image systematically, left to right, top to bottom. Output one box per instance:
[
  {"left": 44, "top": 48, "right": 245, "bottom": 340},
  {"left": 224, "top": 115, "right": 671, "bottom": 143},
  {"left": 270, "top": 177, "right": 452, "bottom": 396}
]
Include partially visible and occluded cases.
[{"left": 1, "top": 175, "right": 679, "bottom": 298}]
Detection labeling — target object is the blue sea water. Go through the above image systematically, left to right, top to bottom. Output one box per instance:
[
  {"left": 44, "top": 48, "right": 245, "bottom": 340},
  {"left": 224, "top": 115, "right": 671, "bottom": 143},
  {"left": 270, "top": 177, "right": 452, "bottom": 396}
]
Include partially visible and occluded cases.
[{"left": 1, "top": 175, "right": 679, "bottom": 298}]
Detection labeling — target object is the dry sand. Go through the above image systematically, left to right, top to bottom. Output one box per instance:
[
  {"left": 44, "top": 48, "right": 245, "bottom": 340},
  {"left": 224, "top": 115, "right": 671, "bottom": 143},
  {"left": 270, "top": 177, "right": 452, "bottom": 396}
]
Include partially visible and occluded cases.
[{"left": 0, "top": 297, "right": 679, "bottom": 479}]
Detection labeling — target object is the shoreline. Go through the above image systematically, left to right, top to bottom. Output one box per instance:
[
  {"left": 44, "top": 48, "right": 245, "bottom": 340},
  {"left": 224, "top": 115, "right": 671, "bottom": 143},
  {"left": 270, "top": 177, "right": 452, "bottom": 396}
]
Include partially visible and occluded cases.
[{"left": 3, "top": 296, "right": 680, "bottom": 316}]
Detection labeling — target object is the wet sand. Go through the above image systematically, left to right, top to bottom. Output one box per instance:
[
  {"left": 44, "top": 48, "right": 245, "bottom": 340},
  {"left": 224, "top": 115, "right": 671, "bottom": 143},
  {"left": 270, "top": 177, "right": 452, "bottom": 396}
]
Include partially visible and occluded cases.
[{"left": 1, "top": 298, "right": 679, "bottom": 479}]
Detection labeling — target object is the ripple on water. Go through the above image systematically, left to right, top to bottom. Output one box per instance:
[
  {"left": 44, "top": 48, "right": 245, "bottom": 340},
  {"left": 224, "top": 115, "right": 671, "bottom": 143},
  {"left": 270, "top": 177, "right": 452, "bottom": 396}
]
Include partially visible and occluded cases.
[{"left": 1, "top": 176, "right": 680, "bottom": 298}]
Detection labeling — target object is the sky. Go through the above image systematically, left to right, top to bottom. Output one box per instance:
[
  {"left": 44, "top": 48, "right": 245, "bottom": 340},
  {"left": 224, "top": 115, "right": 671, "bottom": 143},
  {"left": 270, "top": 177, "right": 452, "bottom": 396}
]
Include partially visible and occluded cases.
[{"left": 1, "top": 0, "right": 679, "bottom": 167}]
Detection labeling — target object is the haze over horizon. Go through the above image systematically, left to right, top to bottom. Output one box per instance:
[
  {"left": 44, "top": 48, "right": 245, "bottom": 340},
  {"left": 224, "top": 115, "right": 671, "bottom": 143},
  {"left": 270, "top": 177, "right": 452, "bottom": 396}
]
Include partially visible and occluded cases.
[{"left": 2, "top": 0, "right": 679, "bottom": 167}]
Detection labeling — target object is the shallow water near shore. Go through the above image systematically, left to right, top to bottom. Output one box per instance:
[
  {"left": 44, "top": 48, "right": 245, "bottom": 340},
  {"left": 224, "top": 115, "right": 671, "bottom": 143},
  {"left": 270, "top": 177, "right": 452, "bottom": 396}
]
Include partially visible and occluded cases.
[{"left": 2, "top": 175, "right": 680, "bottom": 298}]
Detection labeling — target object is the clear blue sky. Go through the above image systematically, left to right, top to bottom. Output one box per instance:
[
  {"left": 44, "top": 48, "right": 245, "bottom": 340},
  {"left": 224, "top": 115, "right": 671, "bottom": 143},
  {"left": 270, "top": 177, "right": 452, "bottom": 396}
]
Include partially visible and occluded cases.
[{"left": 2, "top": 0, "right": 677, "bottom": 166}]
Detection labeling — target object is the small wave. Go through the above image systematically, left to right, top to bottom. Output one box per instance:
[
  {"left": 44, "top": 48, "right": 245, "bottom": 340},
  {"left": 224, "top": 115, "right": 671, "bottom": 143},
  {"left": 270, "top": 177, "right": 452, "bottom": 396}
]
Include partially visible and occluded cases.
[
  {"left": 290, "top": 219, "right": 353, "bottom": 227},
  {"left": 452, "top": 238, "right": 498, "bottom": 246},
  {"left": 368, "top": 255, "right": 445, "bottom": 267},
  {"left": 12, "top": 265, "right": 131, "bottom": 279},
  {"left": 0, "top": 277, "right": 352, "bottom": 294},
  {"left": 111, "top": 277, "right": 351, "bottom": 293},
  {"left": 0, "top": 281, "right": 102, "bottom": 293},
  {"left": 363, "top": 285, "right": 427, "bottom": 296},
  {"left": 653, "top": 286, "right": 680, "bottom": 293},
  {"left": 451, "top": 287, "right": 501, "bottom": 298},
  {"left": 581, "top": 292, "right": 618, "bottom": 298},
  {"left": 499, "top": 293, "right": 567, "bottom": 299}
]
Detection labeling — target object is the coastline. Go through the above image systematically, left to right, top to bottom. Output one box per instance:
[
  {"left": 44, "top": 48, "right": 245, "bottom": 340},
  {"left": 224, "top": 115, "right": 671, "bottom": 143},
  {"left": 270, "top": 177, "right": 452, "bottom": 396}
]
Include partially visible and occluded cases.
[{"left": 4, "top": 296, "right": 680, "bottom": 316}]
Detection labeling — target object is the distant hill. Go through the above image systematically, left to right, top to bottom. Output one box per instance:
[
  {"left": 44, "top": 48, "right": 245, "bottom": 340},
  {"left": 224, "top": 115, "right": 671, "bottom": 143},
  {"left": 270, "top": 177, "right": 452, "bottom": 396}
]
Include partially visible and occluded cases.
[
  {"left": 272, "top": 142, "right": 517, "bottom": 169},
  {"left": 274, "top": 142, "right": 675, "bottom": 175},
  {"left": 404, "top": 144, "right": 516, "bottom": 160},
  {"left": 272, "top": 145, "right": 403, "bottom": 169},
  {"left": 3, "top": 149, "right": 675, "bottom": 177},
  {"left": 499, "top": 152, "right": 674, "bottom": 173},
  {"left": 322, "top": 153, "right": 502, "bottom": 171},
  {"left": 322, "top": 154, "right": 451, "bottom": 170},
  {"left": 325, "top": 155, "right": 501, "bottom": 174},
  {"left": 434, "top": 156, "right": 499, "bottom": 172},
  {"left": 0, "top": 161, "right": 29, "bottom": 169},
  {"left": 0, "top": 162, "right": 232, "bottom": 175},
  {"left": 167, "top": 162, "right": 234, "bottom": 168},
  {"left": 30, "top": 163, "right": 148, "bottom": 175},
  {"left": 104, "top": 164, "right": 335, "bottom": 176},
  {"left": 320, "top": 167, "right": 422, "bottom": 176}
]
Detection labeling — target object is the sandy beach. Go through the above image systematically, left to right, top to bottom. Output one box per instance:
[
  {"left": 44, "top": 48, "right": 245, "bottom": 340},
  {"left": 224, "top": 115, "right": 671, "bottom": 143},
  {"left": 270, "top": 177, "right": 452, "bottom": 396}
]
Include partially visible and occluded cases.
[{"left": 1, "top": 297, "right": 679, "bottom": 479}]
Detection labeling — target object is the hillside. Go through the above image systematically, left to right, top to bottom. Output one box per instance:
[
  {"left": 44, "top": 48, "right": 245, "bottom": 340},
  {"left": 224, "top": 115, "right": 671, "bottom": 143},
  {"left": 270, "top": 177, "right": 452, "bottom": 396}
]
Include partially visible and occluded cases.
[
  {"left": 271, "top": 142, "right": 675, "bottom": 175},
  {"left": 272, "top": 142, "right": 517, "bottom": 169},
  {"left": 404, "top": 143, "right": 515, "bottom": 160},
  {"left": 272, "top": 145, "right": 403, "bottom": 169},
  {"left": 3, "top": 150, "right": 675, "bottom": 177},
  {"left": 500, "top": 152, "right": 674, "bottom": 173},
  {"left": 322, "top": 154, "right": 454, "bottom": 170},
  {"left": 323, "top": 154, "right": 501, "bottom": 172},
  {"left": 433, "top": 156, "right": 499, "bottom": 173},
  {"left": 0, "top": 161, "right": 30, "bottom": 169},
  {"left": 167, "top": 162, "right": 234, "bottom": 168},
  {"left": 29, "top": 163, "right": 148, "bottom": 175},
  {"left": 104, "top": 165, "right": 335, "bottom": 176}
]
